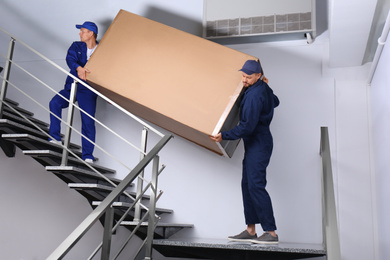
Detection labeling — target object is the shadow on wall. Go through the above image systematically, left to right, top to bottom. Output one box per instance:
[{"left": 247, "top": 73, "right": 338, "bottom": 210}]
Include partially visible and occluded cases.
[
  {"left": 315, "top": 0, "right": 328, "bottom": 37},
  {"left": 0, "top": 1, "right": 69, "bottom": 51},
  {"left": 1, "top": 2, "right": 115, "bottom": 54},
  {"left": 143, "top": 6, "right": 203, "bottom": 37},
  {"left": 97, "top": 7, "right": 203, "bottom": 43},
  {"left": 96, "top": 18, "right": 113, "bottom": 40}
]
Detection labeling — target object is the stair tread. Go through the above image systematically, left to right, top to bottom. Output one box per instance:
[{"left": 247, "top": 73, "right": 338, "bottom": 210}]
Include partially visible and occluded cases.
[
  {"left": 4, "top": 98, "right": 19, "bottom": 106},
  {"left": 3, "top": 102, "right": 34, "bottom": 117},
  {"left": 3, "top": 110, "right": 49, "bottom": 128},
  {"left": 0, "top": 119, "right": 48, "bottom": 138},
  {"left": 0, "top": 120, "right": 79, "bottom": 146},
  {"left": 2, "top": 133, "right": 81, "bottom": 151},
  {"left": 23, "top": 149, "right": 115, "bottom": 174},
  {"left": 46, "top": 165, "right": 117, "bottom": 178},
  {"left": 46, "top": 166, "right": 119, "bottom": 188},
  {"left": 68, "top": 183, "right": 148, "bottom": 199},
  {"left": 68, "top": 183, "right": 115, "bottom": 190},
  {"left": 92, "top": 201, "right": 173, "bottom": 214},
  {"left": 121, "top": 221, "right": 193, "bottom": 228}
]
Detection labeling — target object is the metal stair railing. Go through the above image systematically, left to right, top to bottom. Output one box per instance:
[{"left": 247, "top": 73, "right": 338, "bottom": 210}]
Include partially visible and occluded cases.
[
  {"left": 0, "top": 26, "right": 173, "bottom": 259},
  {"left": 320, "top": 127, "right": 341, "bottom": 260},
  {"left": 48, "top": 135, "right": 172, "bottom": 260}
]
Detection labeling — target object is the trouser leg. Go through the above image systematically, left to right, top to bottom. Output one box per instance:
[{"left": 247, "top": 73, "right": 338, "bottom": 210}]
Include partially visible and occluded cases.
[
  {"left": 49, "top": 89, "right": 70, "bottom": 141},
  {"left": 77, "top": 89, "right": 97, "bottom": 160},
  {"left": 242, "top": 150, "right": 277, "bottom": 231},
  {"left": 242, "top": 159, "right": 259, "bottom": 224}
]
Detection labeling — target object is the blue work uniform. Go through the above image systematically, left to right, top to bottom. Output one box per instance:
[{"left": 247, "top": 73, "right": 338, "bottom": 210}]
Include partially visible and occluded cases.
[
  {"left": 49, "top": 41, "right": 98, "bottom": 160},
  {"left": 221, "top": 79, "right": 279, "bottom": 231}
]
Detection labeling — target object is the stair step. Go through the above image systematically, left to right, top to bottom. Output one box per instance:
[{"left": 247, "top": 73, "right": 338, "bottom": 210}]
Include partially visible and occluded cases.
[
  {"left": 4, "top": 98, "right": 19, "bottom": 106},
  {"left": 3, "top": 102, "right": 34, "bottom": 117},
  {"left": 2, "top": 110, "right": 49, "bottom": 129},
  {"left": 0, "top": 119, "right": 48, "bottom": 138},
  {"left": 2, "top": 133, "right": 81, "bottom": 152},
  {"left": 22, "top": 149, "right": 114, "bottom": 174},
  {"left": 46, "top": 165, "right": 116, "bottom": 179},
  {"left": 46, "top": 166, "right": 118, "bottom": 189},
  {"left": 68, "top": 183, "right": 148, "bottom": 199},
  {"left": 68, "top": 183, "right": 131, "bottom": 203},
  {"left": 69, "top": 183, "right": 116, "bottom": 191},
  {"left": 69, "top": 183, "right": 151, "bottom": 209},
  {"left": 92, "top": 201, "right": 173, "bottom": 215},
  {"left": 121, "top": 221, "right": 193, "bottom": 239},
  {"left": 121, "top": 221, "right": 193, "bottom": 228},
  {"left": 152, "top": 239, "right": 326, "bottom": 260}
]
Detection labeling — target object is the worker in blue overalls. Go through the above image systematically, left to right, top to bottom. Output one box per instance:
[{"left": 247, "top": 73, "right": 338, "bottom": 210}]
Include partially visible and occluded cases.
[
  {"left": 49, "top": 21, "right": 98, "bottom": 163},
  {"left": 210, "top": 59, "right": 280, "bottom": 244}
]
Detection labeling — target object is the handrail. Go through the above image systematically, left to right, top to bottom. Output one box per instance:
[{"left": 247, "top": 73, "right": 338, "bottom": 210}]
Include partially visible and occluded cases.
[
  {"left": 0, "top": 26, "right": 173, "bottom": 259},
  {"left": 0, "top": 26, "right": 164, "bottom": 138},
  {"left": 0, "top": 26, "right": 160, "bottom": 205},
  {"left": 0, "top": 37, "right": 14, "bottom": 117},
  {"left": 0, "top": 54, "right": 146, "bottom": 154},
  {"left": 0, "top": 74, "right": 155, "bottom": 215},
  {"left": 320, "top": 127, "right": 341, "bottom": 260},
  {"left": 46, "top": 134, "right": 173, "bottom": 260}
]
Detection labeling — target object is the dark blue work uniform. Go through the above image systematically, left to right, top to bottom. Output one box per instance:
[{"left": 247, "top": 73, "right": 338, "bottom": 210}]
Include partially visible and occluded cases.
[
  {"left": 49, "top": 41, "right": 98, "bottom": 160},
  {"left": 221, "top": 79, "right": 279, "bottom": 231}
]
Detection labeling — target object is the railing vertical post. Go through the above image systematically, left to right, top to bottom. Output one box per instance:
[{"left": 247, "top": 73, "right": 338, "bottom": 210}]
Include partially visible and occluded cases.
[
  {"left": 0, "top": 38, "right": 15, "bottom": 118},
  {"left": 61, "top": 80, "right": 77, "bottom": 166},
  {"left": 320, "top": 126, "right": 341, "bottom": 260},
  {"left": 134, "top": 127, "right": 148, "bottom": 221},
  {"left": 144, "top": 155, "right": 159, "bottom": 260},
  {"left": 101, "top": 206, "right": 114, "bottom": 260}
]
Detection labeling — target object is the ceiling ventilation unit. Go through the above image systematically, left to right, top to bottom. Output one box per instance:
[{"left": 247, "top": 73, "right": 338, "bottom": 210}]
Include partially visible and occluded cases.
[{"left": 203, "top": 0, "right": 316, "bottom": 43}]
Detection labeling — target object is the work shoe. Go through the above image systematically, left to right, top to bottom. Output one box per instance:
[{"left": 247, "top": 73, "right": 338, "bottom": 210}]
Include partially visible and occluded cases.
[
  {"left": 49, "top": 139, "right": 61, "bottom": 145},
  {"left": 84, "top": 158, "right": 94, "bottom": 163},
  {"left": 228, "top": 230, "right": 257, "bottom": 242},
  {"left": 251, "top": 232, "right": 279, "bottom": 244}
]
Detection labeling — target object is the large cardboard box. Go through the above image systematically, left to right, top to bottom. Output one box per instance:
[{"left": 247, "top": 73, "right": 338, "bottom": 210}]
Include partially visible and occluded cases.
[{"left": 86, "top": 10, "right": 258, "bottom": 157}]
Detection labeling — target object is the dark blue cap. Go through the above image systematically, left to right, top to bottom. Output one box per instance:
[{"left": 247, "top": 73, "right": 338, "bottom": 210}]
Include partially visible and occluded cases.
[
  {"left": 76, "top": 21, "right": 98, "bottom": 35},
  {"left": 239, "top": 60, "right": 262, "bottom": 75}
]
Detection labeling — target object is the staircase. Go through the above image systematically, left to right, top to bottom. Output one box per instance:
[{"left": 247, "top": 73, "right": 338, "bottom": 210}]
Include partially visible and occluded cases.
[
  {"left": 0, "top": 28, "right": 329, "bottom": 259},
  {"left": 0, "top": 97, "right": 194, "bottom": 255}
]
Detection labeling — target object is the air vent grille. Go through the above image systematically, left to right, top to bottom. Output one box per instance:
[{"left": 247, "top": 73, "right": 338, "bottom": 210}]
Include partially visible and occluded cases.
[{"left": 205, "top": 12, "right": 312, "bottom": 38}]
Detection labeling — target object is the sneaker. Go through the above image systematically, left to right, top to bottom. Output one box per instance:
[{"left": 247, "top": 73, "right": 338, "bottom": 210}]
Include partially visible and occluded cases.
[
  {"left": 49, "top": 139, "right": 61, "bottom": 145},
  {"left": 84, "top": 158, "right": 94, "bottom": 163},
  {"left": 228, "top": 230, "right": 257, "bottom": 242},
  {"left": 251, "top": 232, "right": 279, "bottom": 244}
]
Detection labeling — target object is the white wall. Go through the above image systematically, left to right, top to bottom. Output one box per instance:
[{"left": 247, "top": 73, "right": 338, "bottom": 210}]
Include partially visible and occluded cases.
[
  {"left": 0, "top": 0, "right": 380, "bottom": 259},
  {"left": 370, "top": 33, "right": 390, "bottom": 260},
  {"left": 331, "top": 66, "right": 377, "bottom": 260}
]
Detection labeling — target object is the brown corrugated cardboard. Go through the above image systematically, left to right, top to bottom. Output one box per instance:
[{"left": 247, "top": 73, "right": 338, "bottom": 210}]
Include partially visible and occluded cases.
[{"left": 86, "top": 9, "right": 258, "bottom": 156}]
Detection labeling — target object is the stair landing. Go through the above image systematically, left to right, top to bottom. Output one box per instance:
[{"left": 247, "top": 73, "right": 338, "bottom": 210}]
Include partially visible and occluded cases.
[{"left": 153, "top": 238, "right": 325, "bottom": 260}]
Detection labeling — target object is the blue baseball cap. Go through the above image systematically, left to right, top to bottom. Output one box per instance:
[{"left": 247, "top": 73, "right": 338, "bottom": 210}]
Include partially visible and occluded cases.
[
  {"left": 76, "top": 21, "right": 98, "bottom": 35},
  {"left": 239, "top": 60, "right": 262, "bottom": 75}
]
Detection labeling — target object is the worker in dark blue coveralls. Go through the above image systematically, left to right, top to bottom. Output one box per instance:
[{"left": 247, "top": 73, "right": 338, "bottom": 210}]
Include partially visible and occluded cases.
[
  {"left": 49, "top": 21, "right": 99, "bottom": 163},
  {"left": 210, "top": 60, "right": 280, "bottom": 244}
]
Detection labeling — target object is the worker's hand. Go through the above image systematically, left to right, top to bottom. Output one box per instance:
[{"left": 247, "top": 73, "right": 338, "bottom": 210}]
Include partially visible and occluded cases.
[
  {"left": 77, "top": 66, "right": 90, "bottom": 81},
  {"left": 263, "top": 76, "right": 269, "bottom": 84},
  {"left": 209, "top": 133, "right": 222, "bottom": 142}
]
